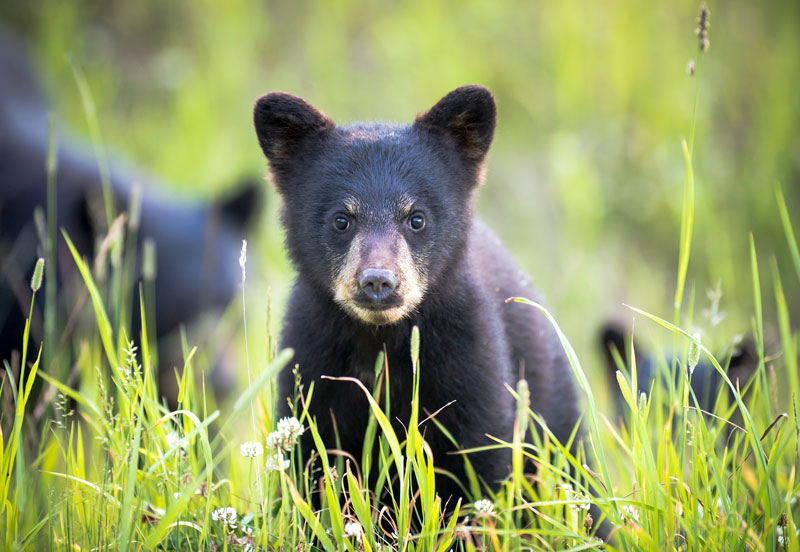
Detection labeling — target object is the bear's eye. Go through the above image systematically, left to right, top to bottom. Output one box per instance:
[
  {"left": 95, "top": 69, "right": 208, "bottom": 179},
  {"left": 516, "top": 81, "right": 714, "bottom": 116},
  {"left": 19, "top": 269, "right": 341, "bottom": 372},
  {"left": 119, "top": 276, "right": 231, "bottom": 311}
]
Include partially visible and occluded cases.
[
  {"left": 408, "top": 212, "right": 425, "bottom": 231},
  {"left": 333, "top": 214, "right": 351, "bottom": 232}
]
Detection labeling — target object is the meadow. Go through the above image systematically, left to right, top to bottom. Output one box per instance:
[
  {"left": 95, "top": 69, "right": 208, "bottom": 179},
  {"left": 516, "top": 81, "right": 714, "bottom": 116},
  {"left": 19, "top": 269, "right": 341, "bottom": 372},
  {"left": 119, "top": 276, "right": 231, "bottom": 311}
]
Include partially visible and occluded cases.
[{"left": 1, "top": 0, "right": 799, "bottom": 550}]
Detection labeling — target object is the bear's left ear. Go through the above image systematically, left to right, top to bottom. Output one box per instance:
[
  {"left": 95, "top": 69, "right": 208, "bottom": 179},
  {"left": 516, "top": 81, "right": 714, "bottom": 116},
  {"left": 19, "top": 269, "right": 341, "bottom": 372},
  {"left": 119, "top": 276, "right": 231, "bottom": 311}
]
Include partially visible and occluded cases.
[
  {"left": 413, "top": 85, "right": 496, "bottom": 165},
  {"left": 253, "top": 92, "right": 334, "bottom": 169}
]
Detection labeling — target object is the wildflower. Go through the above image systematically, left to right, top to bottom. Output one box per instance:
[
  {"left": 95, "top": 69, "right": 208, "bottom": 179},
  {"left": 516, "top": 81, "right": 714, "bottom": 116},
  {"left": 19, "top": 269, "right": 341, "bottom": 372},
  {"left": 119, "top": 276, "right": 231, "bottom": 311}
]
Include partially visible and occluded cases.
[
  {"left": 30, "top": 258, "right": 44, "bottom": 292},
  {"left": 266, "top": 417, "right": 305, "bottom": 452},
  {"left": 165, "top": 431, "right": 185, "bottom": 450},
  {"left": 240, "top": 441, "right": 264, "bottom": 458},
  {"left": 265, "top": 453, "right": 290, "bottom": 471},
  {"left": 563, "top": 485, "right": 590, "bottom": 512},
  {"left": 474, "top": 498, "right": 495, "bottom": 516},
  {"left": 621, "top": 504, "right": 640, "bottom": 524},
  {"left": 212, "top": 506, "right": 238, "bottom": 529},
  {"left": 344, "top": 521, "right": 363, "bottom": 543}
]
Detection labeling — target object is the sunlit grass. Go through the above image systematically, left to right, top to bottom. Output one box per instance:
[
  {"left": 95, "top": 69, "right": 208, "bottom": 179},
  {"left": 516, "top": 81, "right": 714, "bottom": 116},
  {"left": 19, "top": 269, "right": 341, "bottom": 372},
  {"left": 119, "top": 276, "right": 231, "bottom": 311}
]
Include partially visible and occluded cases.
[{"left": 1, "top": 173, "right": 799, "bottom": 549}]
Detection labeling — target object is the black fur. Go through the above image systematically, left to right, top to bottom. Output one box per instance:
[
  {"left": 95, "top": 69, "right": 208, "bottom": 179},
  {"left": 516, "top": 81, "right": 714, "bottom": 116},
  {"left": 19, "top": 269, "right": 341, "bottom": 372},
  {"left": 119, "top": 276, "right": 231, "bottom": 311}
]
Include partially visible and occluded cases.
[
  {"left": 0, "top": 28, "right": 259, "bottom": 399},
  {"left": 254, "top": 85, "right": 580, "bottom": 502},
  {"left": 600, "top": 323, "right": 757, "bottom": 421}
]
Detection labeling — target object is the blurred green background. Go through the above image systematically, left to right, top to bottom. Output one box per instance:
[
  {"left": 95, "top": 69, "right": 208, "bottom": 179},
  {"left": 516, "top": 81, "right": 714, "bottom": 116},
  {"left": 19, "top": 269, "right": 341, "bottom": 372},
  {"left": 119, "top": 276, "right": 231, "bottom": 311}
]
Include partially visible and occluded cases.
[{"left": 2, "top": 0, "right": 798, "bottom": 411}]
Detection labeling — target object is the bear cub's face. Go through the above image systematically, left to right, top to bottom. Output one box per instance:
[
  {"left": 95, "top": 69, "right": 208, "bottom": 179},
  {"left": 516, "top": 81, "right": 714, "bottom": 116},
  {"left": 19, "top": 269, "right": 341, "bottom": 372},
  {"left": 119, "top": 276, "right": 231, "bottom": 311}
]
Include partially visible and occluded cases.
[{"left": 254, "top": 85, "right": 496, "bottom": 325}]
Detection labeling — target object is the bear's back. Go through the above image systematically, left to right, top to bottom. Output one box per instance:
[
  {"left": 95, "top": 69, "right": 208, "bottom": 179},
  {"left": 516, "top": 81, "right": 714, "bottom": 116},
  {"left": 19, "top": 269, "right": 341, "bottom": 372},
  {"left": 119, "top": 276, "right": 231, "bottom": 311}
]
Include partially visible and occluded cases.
[{"left": 469, "top": 219, "right": 580, "bottom": 445}]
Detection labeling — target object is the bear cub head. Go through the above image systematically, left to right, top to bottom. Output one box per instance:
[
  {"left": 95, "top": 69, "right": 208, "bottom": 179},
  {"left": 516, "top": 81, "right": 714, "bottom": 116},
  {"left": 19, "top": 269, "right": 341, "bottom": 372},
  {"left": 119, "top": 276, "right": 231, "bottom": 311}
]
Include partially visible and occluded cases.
[{"left": 254, "top": 85, "right": 496, "bottom": 325}]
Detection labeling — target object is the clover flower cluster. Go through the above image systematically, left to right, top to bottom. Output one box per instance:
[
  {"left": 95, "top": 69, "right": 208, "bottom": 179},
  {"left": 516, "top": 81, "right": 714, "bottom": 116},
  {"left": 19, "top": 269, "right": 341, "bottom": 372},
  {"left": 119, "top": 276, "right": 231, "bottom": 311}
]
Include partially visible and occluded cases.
[
  {"left": 266, "top": 417, "right": 305, "bottom": 453},
  {"left": 165, "top": 431, "right": 186, "bottom": 451},
  {"left": 239, "top": 441, "right": 264, "bottom": 458},
  {"left": 265, "top": 453, "right": 290, "bottom": 472},
  {"left": 562, "top": 484, "right": 591, "bottom": 513},
  {"left": 473, "top": 498, "right": 495, "bottom": 516},
  {"left": 621, "top": 504, "right": 640, "bottom": 524},
  {"left": 212, "top": 506, "right": 238, "bottom": 529},
  {"left": 344, "top": 521, "right": 363, "bottom": 543},
  {"left": 777, "top": 524, "right": 800, "bottom": 548}
]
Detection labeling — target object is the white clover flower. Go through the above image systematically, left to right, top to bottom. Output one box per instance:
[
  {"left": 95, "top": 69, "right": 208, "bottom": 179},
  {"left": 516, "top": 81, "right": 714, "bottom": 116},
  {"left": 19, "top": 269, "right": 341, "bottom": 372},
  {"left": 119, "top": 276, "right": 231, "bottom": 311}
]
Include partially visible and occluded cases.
[
  {"left": 277, "top": 416, "right": 304, "bottom": 438},
  {"left": 266, "top": 417, "right": 305, "bottom": 453},
  {"left": 165, "top": 431, "right": 186, "bottom": 450},
  {"left": 240, "top": 441, "right": 264, "bottom": 458},
  {"left": 265, "top": 453, "right": 290, "bottom": 472},
  {"left": 563, "top": 485, "right": 591, "bottom": 512},
  {"left": 474, "top": 499, "right": 495, "bottom": 515},
  {"left": 621, "top": 504, "right": 640, "bottom": 523},
  {"left": 212, "top": 506, "right": 238, "bottom": 528},
  {"left": 344, "top": 521, "right": 363, "bottom": 542}
]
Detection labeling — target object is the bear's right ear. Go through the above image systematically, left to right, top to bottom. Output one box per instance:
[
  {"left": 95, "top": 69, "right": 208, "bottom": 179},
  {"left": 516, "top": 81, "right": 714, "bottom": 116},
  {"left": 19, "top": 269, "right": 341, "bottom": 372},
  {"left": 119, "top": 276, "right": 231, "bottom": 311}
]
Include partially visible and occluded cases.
[
  {"left": 413, "top": 85, "right": 496, "bottom": 166},
  {"left": 253, "top": 92, "right": 334, "bottom": 167}
]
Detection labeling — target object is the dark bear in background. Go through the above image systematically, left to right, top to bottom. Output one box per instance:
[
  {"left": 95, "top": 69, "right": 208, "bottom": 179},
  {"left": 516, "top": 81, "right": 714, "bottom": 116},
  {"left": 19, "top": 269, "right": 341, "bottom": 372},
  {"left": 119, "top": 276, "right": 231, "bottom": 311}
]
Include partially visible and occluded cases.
[
  {"left": 0, "top": 28, "right": 259, "bottom": 399},
  {"left": 253, "top": 86, "right": 581, "bottom": 503},
  {"left": 600, "top": 323, "right": 757, "bottom": 422}
]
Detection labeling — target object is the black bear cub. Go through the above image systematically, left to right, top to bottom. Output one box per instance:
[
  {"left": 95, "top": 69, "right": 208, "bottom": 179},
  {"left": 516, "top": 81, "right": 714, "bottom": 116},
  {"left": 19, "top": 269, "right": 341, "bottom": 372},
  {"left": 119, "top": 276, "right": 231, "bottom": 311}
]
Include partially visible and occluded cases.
[{"left": 253, "top": 85, "right": 580, "bottom": 501}]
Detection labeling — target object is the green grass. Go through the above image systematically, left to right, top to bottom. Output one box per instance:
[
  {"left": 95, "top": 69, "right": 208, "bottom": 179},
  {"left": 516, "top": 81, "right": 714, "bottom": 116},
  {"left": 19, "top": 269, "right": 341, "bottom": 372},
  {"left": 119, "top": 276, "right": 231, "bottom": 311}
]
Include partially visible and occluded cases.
[
  {"left": 2, "top": 1, "right": 800, "bottom": 550},
  {"left": 2, "top": 131, "right": 800, "bottom": 549},
  {"left": 2, "top": 191, "right": 799, "bottom": 549}
]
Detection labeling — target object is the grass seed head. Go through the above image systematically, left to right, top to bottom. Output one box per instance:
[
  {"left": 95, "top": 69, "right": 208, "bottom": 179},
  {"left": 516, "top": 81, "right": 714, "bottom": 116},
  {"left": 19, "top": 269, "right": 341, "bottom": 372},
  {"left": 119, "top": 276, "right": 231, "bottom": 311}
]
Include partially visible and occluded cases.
[
  {"left": 696, "top": 4, "right": 711, "bottom": 52},
  {"left": 143, "top": 239, "right": 156, "bottom": 280},
  {"left": 239, "top": 239, "right": 247, "bottom": 283},
  {"left": 30, "top": 258, "right": 45, "bottom": 292},
  {"left": 688, "top": 333, "right": 701, "bottom": 373}
]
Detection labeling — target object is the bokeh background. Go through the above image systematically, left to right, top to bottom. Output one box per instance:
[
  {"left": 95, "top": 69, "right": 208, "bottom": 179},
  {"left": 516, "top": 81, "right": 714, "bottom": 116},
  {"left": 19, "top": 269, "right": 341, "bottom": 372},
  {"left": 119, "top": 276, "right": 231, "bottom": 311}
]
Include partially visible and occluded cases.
[{"left": 2, "top": 0, "right": 798, "bottom": 411}]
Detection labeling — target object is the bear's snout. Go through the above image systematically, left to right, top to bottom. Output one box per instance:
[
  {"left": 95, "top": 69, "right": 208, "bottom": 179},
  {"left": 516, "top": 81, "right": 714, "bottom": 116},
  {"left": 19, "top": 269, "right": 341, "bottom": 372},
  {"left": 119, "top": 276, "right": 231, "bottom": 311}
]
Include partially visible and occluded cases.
[{"left": 358, "top": 268, "right": 398, "bottom": 302}]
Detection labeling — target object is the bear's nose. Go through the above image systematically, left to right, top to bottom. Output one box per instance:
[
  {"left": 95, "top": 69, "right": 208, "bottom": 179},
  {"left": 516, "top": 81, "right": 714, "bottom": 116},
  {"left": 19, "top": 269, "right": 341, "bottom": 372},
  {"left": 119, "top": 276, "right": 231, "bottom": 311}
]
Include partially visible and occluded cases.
[{"left": 358, "top": 268, "right": 398, "bottom": 302}]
